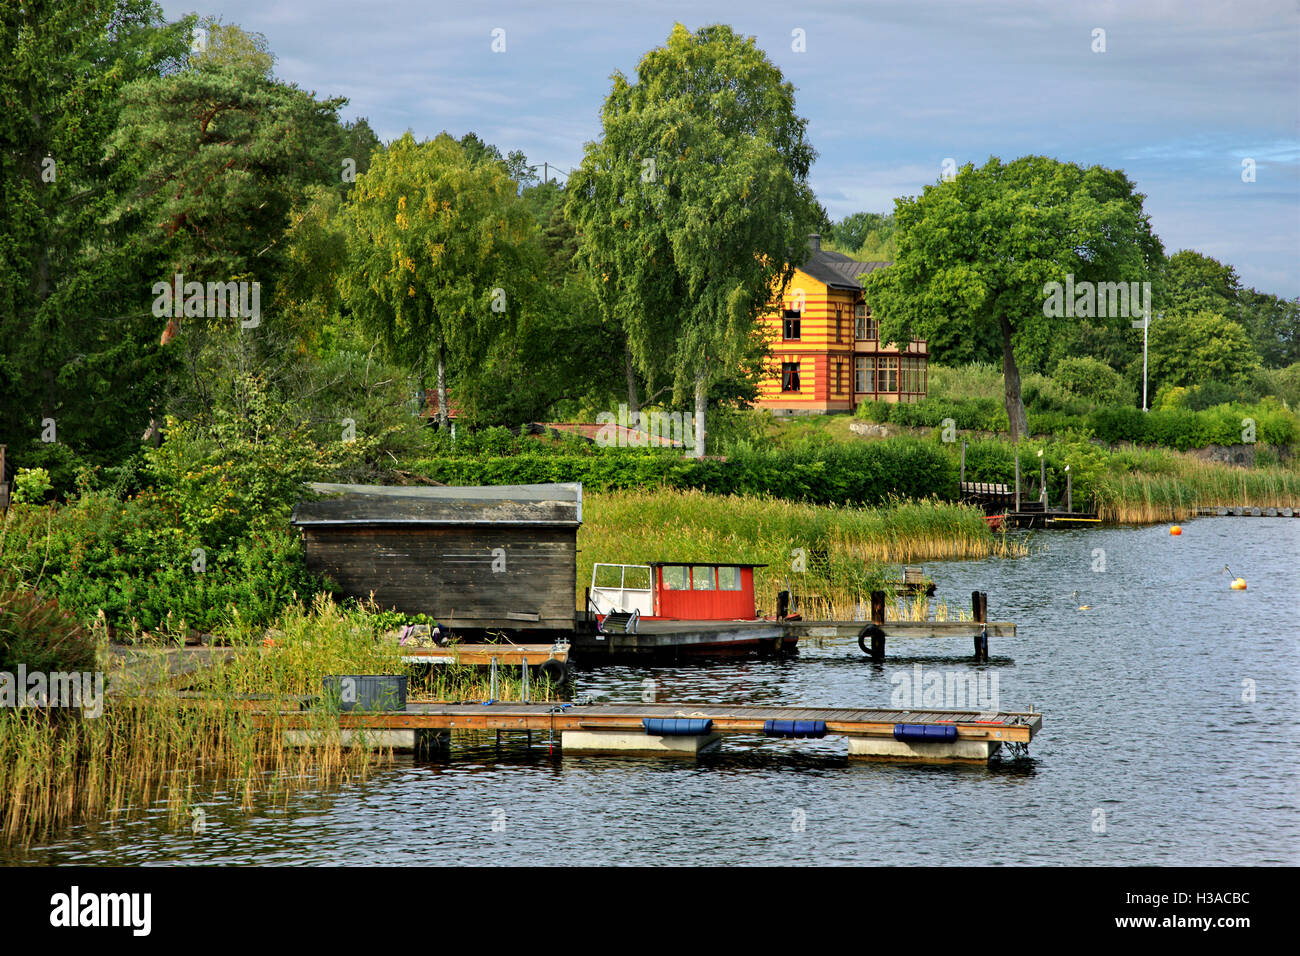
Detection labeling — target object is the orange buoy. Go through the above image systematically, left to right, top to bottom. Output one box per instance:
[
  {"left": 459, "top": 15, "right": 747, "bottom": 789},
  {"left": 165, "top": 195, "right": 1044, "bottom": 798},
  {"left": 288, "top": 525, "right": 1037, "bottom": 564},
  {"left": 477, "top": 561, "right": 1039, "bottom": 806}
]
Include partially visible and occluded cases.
[
  {"left": 1170, "top": 525, "right": 1182, "bottom": 535},
  {"left": 1230, "top": 578, "right": 1247, "bottom": 590}
]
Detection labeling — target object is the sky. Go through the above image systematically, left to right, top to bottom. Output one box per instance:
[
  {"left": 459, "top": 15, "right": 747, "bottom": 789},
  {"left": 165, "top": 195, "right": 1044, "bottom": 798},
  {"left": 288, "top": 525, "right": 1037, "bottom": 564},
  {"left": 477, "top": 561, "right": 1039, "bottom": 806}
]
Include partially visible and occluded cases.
[{"left": 158, "top": 0, "right": 1300, "bottom": 297}]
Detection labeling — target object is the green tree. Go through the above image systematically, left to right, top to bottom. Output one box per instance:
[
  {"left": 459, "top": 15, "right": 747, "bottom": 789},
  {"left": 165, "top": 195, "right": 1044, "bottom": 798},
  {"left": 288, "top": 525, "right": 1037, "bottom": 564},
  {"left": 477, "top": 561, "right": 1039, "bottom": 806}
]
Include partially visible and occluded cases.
[
  {"left": 0, "top": 0, "right": 189, "bottom": 472},
  {"left": 567, "top": 23, "right": 824, "bottom": 455},
  {"left": 340, "top": 132, "right": 540, "bottom": 430},
  {"left": 863, "top": 156, "right": 1163, "bottom": 440},
  {"left": 827, "top": 211, "right": 893, "bottom": 255},
  {"left": 1160, "top": 250, "right": 1240, "bottom": 316},
  {"left": 1148, "top": 310, "right": 1261, "bottom": 392}
]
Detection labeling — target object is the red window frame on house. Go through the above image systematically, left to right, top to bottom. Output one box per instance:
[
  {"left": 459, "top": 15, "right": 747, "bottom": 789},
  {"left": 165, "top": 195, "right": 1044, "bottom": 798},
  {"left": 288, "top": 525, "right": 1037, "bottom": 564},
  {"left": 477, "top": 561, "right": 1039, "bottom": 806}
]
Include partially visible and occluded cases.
[
  {"left": 782, "top": 309, "right": 801, "bottom": 341},
  {"left": 781, "top": 361, "right": 801, "bottom": 392}
]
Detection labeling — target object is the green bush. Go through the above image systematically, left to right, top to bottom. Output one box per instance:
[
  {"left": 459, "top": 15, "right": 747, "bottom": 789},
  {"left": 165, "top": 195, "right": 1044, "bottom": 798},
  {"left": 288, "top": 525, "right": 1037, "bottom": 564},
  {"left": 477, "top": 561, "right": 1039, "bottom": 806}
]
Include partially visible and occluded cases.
[
  {"left": 1050, "top": 357, "right": 1136, "bottom": 408},
  {"left": 404, "top": 438, "right": 958, "bottom": 507},
  {"left": 0, "top": 492, "right": 330, "bottom": 634},
  {"left": 0, "top": 576, "right": 98, "bottom": 675}
]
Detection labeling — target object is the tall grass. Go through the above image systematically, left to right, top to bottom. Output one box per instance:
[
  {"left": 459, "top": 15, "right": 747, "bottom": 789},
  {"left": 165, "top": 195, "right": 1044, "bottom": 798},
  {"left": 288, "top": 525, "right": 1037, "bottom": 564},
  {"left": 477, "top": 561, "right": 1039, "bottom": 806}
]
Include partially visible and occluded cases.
[
  {"left": 1095, "top": 450, "right": 1300, "bottom": 522},
  {"left": 578, "top": 489, "right": 1024, "bottom": 615},
  {"left": 0, "top": 595, "right": 560, "bottom": 845}
]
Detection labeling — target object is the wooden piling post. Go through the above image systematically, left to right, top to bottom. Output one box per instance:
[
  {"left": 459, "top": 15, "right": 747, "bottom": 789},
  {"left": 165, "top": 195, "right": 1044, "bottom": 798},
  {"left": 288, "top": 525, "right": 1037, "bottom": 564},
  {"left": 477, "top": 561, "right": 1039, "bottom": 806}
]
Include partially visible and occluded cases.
[
  {"left": 960, "top": 441, "right": 967, "bottom": 488},
  {"left": 1014, "top": 451, "right": 1021, "bottom": 513},
  {"left": 1039, "top": 454, "right": 1047, "bottom": 505},
  {"left": 1066, "top": 469, "right": 1072, "bottom": 513},
  {"left": 777, "top": 590, "right": 790, "bottom": 620},
  {"left": 870, "top": 590, "right": 887, "bottom": 660},
  {"left": 972, "top": 591, "right": 988, "bottom": 661}
]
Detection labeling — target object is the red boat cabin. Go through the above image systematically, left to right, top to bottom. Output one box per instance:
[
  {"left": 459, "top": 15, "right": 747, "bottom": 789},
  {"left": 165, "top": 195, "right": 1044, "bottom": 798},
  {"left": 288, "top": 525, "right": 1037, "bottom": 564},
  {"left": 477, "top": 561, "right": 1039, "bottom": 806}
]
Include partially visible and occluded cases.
[{"left": 589, "top": 562, "right": 764, "bottom": 622}]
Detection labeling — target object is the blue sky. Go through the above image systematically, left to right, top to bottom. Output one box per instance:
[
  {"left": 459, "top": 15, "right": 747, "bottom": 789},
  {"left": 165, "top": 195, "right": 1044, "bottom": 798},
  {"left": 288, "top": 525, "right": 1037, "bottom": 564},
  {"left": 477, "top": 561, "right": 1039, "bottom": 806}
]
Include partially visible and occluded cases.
[{"left": 160, "top": 0, "right": 1300, "bottom": 296}]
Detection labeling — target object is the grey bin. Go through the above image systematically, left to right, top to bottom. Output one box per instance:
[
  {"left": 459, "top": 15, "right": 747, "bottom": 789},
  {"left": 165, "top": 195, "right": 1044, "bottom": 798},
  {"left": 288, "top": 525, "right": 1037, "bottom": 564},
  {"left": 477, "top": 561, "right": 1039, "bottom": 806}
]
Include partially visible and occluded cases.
[{"left": 321, "top": 675, "right": 407, "bottom": 712}]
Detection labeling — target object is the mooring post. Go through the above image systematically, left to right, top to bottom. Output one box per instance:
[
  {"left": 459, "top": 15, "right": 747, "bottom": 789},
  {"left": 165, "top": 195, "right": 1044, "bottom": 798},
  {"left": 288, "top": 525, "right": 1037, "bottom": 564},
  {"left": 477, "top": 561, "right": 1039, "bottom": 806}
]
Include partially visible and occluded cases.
[
  {"left": 960, "top": 441, "right": 967, "bottom": 489},
  {"left": 1014, "top": 451, "right": 1021, "bottom": 513},
  {"left": 1039, "top": 453, "right": 1047, "bottom": 505},
  {"left": 1066, "top": 468, "right": 1072, "bottom": 513},
  {"left": 777, "top": 590, "right": 790, "bottom": 620},
  {"left": 870, "top": 590, "right": 887, "bottom": 660},
  {"left": 972, "top": 591, "right": 989, "bottom": 661}
]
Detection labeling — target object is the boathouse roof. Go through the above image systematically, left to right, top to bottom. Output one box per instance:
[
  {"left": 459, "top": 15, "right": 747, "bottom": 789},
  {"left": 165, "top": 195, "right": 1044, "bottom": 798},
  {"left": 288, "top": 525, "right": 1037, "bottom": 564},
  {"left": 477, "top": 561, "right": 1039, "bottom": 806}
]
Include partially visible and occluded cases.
[{"left": 290, "top": 482, "right": 583, "bottom": 527}]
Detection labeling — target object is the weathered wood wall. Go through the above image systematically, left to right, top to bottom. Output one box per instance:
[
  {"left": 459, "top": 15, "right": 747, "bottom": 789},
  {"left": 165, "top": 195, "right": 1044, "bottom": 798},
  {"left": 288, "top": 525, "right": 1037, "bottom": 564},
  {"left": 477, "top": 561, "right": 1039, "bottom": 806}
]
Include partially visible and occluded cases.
[{"left": 300, "top": 525, "right": 577, "bottom": 630}]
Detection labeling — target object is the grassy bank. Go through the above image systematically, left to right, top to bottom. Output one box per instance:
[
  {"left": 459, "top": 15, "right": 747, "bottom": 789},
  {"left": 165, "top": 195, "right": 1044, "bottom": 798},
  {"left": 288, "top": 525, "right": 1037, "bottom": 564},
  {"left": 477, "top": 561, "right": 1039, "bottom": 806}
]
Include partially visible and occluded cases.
[
  {"left": 1094, "top": 449, "right": 1300, "bottom": 522},
  {"left": 578, "top": 490, "right": 1023, "bottom": 619},
  {"left": 1, "top": 596, "right": 560, "bottom": 845}
]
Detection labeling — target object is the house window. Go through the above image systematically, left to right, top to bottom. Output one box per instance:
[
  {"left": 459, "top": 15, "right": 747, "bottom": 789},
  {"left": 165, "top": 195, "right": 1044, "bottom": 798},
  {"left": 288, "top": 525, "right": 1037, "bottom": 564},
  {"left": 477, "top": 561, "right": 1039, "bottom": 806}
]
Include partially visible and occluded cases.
[
  {"left": 856, "top": 304, "right": 877, "bottom": 340},
  {"left": 782, "top": 308, "right": 801, "bottom": 341},
  {"left": 855, "top": 355, "right": 874, "bottom": 393},
  {"left": 877, "top": 355, "right": 898, "bottom": 392},
  {"left": 781, "top": 361, "right": 801, "bottom": 392},
  {"left": 691, "top": 566, "right": 716, "bottom": 590},
  {"left": 717, "top": 566, "right": 742, "bottom": 591}
]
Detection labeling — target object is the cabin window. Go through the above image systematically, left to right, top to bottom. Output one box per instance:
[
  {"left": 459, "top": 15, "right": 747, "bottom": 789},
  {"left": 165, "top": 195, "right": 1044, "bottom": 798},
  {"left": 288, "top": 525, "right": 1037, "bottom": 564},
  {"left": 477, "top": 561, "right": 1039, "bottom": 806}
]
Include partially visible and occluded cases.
[
  {"left": 782, "top": 309, "right": 801, "bottom": 340},
  {"left": 855, "top": 355, "right": 873, "bottom": 393},
  {"left": 781, "top": 362, "right": 801, "bottom": 392},
  {"left": 593, "top": 564, "right": 624, "bottom": 589},
  {"left": 623, "top": 565, "right": 651, "bottom": 590},
  {"left": 661, "top": 566, "right": 687, "bottom": 590},
  {"left": 691, "top": 566, "right": 716, "bottom": 590},
  {"left": 717, "top": 566, "right": 742, "bottom": 591}
]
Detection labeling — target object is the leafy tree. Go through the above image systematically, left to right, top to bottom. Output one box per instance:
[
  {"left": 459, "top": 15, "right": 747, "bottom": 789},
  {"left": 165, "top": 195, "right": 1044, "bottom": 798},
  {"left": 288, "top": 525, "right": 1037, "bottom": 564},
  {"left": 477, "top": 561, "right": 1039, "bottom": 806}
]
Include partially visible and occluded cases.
[
  {"left": 0, "top": 0, "right": 189, "bottom": 473},
  {"left": 568, "top": 23, "right": 824, "bottom": 455},
  {"left": 341, "top": 132, "right": 540, "bottom": 430},
  {"left": 863, "top": 155, "right": 1163, "bottom": 440},
  {"left": 827, "top": 211, "right": 894, "bottom": 255},
  {"left": 1160, "top": 250, "right": 1240, "bottom": 316},
  {"left": 1235, "top": 288, "right": 1299, "bottom": 369},
  {"left": 1148, "top": 310, "right": 1261, "bottom": 393}
]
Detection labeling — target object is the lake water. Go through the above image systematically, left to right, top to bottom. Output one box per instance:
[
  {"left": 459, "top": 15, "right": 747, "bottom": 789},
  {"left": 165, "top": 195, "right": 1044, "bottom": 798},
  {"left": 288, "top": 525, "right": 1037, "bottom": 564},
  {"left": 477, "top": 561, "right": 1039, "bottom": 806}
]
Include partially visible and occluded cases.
[{"left": 5, "top": 518, "right": 1297, "bottom": 866}]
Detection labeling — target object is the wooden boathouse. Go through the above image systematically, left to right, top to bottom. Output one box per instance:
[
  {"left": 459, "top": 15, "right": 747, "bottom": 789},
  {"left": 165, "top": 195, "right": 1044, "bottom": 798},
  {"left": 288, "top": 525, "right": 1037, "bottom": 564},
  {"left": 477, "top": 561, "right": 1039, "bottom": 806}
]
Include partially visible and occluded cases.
[{"left": 291, "top": 482, "right": 581, "bottom": 633}]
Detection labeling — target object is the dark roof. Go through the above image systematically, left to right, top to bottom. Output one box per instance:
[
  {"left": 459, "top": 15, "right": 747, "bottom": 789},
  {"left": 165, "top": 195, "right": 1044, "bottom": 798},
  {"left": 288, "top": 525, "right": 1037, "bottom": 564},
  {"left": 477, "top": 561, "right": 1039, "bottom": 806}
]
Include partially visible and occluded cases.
[
  {"left": 798, "top": 249, "right": 892, "bottom": 291},
  {"left": 291, "top": 482, "right": 582, "bottom": 527},
  {"left": 648, "top": 562, "right": 768, "bottom": 569}
]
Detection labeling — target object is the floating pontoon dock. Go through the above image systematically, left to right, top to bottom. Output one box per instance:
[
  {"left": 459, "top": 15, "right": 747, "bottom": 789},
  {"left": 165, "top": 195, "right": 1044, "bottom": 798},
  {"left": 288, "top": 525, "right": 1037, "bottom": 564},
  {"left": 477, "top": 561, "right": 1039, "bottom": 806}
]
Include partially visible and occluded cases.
[
  {"left": 1195, "top": 506, "right": 1297, "bottom": 518},
  {"left": 788, "top": 590, "right": 1011, "bottom": 661},
  {"left": 267, "top": 701, "right": 1042, "bottom": 765}
]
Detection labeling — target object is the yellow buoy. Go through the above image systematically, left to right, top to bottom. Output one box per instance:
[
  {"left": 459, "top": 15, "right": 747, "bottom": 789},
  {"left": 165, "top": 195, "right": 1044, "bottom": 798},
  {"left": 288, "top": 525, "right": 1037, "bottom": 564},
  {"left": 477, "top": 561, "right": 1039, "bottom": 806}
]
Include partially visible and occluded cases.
[
  {"left": 1170, "top": 525, "right": 1182, "bottom": 535},
  {"left": 1230, "top": 578, "right": 1247, "bottom": 590}
]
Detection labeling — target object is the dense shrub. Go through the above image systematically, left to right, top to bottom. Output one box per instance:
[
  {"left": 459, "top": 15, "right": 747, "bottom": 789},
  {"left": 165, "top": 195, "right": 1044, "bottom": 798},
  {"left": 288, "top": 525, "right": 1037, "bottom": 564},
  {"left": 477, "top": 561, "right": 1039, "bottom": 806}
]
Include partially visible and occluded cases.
[
  {"left": 1051, "top": 357, "right": 1135, "bottom": 407},
  {"left": 404, "top": 438, "right": 958, "bottom": 507},
  {"left": 0, "top": 493, "right": 329, "bottom": 634},
  {"left": 0, "top": 576, "right": 98, "bottom": 675}
]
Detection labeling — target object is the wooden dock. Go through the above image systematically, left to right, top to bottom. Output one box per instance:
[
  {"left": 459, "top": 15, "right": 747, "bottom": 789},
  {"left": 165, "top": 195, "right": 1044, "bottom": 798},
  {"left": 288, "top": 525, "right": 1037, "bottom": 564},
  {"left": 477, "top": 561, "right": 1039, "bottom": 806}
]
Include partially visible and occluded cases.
[
  {"left": 785, "top": 590, "right": 1010, "bottom": 661},
  {"left": 400, "top": 643, "right": 570, "bottom": 667},
  {"left": 265, "top": 701, "right": 1042, "bottom": 765}
]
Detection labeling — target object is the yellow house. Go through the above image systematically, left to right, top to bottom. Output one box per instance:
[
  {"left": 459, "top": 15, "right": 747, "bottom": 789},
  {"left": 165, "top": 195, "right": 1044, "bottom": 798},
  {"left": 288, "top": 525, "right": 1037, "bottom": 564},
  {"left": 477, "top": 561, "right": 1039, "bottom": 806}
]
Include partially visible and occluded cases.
[{"left": 757, "top": 235, "right": 928, "bottom": 414}]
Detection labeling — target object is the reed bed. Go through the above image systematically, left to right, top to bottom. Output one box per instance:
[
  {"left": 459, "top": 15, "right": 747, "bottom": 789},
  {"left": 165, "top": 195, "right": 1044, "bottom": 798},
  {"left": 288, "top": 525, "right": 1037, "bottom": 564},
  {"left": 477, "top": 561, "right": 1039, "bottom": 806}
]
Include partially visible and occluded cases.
[
  {"left": 1095, "top": 451, "right": 1300, "bottom": 523},
  {"left": 578, "top": 489, "right": 1024, "bottom": 615},
  {"left": 0, "top": 595, "right": 560, "bottom": 845}
]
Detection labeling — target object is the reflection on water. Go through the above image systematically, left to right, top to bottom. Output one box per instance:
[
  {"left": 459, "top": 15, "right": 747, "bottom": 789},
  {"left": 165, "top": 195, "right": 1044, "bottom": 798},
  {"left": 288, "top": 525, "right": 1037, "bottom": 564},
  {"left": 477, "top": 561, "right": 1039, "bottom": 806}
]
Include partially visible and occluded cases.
[{"left": 4, "top": 518, "right": 1297, "bottom": 866}]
